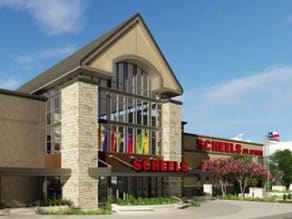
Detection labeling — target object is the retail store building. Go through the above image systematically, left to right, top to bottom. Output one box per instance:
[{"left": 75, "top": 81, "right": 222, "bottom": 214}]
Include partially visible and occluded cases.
[{"left": 0, "top": 13, "right": 263, "bottom": 208}]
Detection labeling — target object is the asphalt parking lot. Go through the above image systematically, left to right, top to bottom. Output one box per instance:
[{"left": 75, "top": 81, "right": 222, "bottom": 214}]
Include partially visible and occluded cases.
[{"left": 2, "top": 200, "right": 292, "bottom": 219}]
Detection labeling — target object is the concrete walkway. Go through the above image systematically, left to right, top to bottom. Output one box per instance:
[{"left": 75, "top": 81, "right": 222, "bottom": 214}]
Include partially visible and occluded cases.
[{"left": 2, "top": 200, "right": 292, "bottom": 219}]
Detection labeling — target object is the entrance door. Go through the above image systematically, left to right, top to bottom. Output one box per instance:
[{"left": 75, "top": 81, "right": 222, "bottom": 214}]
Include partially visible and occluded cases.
[{"left": 98, "top": 176, "right": 162, "bottom": 204}]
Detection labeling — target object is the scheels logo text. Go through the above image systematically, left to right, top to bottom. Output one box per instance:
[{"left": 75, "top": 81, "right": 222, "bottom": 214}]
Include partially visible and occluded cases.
[
  {"left": 197, "top": 138, "right": 263, "bottom": 156},
  {"left": 132, "top": 158, "right": 189, "bottom": 173}
]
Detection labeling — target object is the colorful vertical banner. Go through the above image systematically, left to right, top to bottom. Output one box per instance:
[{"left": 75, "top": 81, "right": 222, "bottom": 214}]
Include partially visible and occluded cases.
[
  {"left": 138, "top": 129, "right": 145, "bottom": 154},
  {"left": 143, "top": 129, "right": 149, "bottom": 154},
  {"left": 111, "top": 130, "right": 116, "bottom": 152},
  {"left": 102, "top": 132, "right": 108, "bottom": 152},
  {"left": 116, "top": 132, "right": 121, "bottom": 152},
  {"left": 126, "top": 133, "right": 134, "bottom": 154},
  {"left": 136, "top": 133, "right": 141, "bottom": 154}
]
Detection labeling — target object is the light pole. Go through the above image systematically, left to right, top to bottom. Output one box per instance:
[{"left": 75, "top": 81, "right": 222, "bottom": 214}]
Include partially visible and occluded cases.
[{"left": 264, "top": 135, "right": 270, "bottom": 199}]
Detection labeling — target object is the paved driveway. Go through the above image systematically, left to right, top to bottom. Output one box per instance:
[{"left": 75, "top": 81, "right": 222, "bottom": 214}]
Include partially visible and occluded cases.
[{"left": 3, "top": 200, "right": 292, "bottom": 219}]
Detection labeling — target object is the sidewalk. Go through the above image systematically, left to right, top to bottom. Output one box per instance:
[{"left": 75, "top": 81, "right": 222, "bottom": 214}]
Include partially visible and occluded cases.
[{"left": 2, "top": 200, "right": 292, "bottom": 219}]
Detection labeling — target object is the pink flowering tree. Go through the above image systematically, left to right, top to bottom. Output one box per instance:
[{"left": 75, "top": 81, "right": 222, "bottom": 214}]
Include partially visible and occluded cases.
[
  {"left": 200, "top": 158, "right": 232, "bottom": 196},
  {"left": 200, "top": 158, "right": 270, "bottom": 197},
  {"left": 229, "top": 159, "right": 270, "bottom": 197}
]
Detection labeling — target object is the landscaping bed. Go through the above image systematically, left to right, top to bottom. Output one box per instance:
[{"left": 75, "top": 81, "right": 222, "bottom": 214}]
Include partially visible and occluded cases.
[
  {"left": 111, "top": 196, "right": 199, "bottom": 213},
  {"left": 34, "top": 197, "right": 199, "bottom": 215}
]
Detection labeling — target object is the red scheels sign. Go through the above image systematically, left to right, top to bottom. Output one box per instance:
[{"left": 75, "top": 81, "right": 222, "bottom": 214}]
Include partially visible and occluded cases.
[
  {"left": 197, "top": 138, "right": 263, "bottom": 156},
  {"left": 132, "top": 158, "right": 189, "bottom": 173}
]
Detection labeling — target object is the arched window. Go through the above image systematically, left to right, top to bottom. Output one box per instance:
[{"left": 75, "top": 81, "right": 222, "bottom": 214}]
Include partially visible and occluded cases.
[{"left": 112, "top": 62, "right": 150, "bottom": 97}]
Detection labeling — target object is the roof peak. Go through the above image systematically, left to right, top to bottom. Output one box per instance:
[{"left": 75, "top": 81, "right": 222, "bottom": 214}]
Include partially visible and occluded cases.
[{"left": 18, "top": 12, "right": 183, "bottom": 96}]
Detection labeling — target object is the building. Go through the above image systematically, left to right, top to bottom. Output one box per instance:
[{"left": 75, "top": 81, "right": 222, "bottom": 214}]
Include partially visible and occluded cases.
[
  {"left": 0, "top": 13, "right": 263, "bottom": 209},
  {"left": 182, "top": 132, "right": 263, "bottom": 196},
  {"left": 265, "top": 141, "right": 292, "bottom": 156}
]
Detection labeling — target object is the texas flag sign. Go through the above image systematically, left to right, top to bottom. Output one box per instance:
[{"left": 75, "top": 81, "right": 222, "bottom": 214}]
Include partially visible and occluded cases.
[{"left": 268, "top": 131, "right": 280, "bottom": 142}]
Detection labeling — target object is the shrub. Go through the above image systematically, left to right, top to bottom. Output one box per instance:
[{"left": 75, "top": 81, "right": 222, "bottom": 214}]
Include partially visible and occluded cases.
[
  {"left": 35, "top": 199, "right": 72, "bottom": 207},
  {"left": 0, "top": 202, "right": 6, "bottom": 209},
  {"left": 41, "top": 208, "right": 112, "bottom": 215}
]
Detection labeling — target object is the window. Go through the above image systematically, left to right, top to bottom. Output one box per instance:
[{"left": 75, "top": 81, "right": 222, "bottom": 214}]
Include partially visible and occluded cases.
[
  {"left": 98, "top": 62, "right": 161, "bottom": 155},
  {"left": 113, "top": 62, "right": 151, "bottom": 97},
  {"left": 45, "top": 93, "right": 61, "bottom": 154},
  {"left": 99, "top": 123, "right": 161, "bottom": 155}
]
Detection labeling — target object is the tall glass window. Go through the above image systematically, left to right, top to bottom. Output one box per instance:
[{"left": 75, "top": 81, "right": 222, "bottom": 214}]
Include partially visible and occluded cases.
[
  {"left": 98, "top": 62, "right": 161, "bottom": 155},
  {"left": 112, "top": 62, "right": 151, "bottom": 97},
  {"left": 45, "top": 93, "right": 61, "bottom": 154}
]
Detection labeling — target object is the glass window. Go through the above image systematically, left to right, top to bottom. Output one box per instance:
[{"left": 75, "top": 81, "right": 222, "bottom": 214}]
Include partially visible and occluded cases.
[
  {"left": 98, "top": 62, "right": 161, "bottom": 155},
  {"left": 111, "top": 62, "right": 150, "bottom": 97},
  {"left": 117, "top": 63, "right": 124, "bottom": 91},
  {"left": 127, "top": 64, "right": 134, "bottom": 93},
  {"left": 136, "top": 67, "right": 142, "bottom": 96},
  {"left": 99, "top": 90, "right": 107, "bottom": 120},
  {"left": 45, "top": 92, "right": 61, "bottom": 154},
  {"left": 53, "top": 96, "right": 61, "bottom": 123},
  {"left": 46, "top": 100, "right": 51, "bottom": 125},
  {"left": 99, "top": 124, "right": 109, "bottom": 152},
  {"left": 53, "top": 126, "right": 61, "bottom": 152},
  {"left": 46, "top": 128, "right": 52, "bottom": 154}
]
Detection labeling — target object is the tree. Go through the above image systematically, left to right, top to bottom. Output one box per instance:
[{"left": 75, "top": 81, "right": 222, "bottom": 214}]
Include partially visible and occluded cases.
[
  {"left": 270, "top": 149, "right": 292, "bottom": 189},
  {"left": 232, "top": 154, "right": 253, "bottom": 163},
  {"left": 200, "top": 158, "right": 232, "bottom": 196},
  {"left": 200, "top": 158, "right": 269, "bottom": 197},
  {"left": 229, "top": 159, "right": 269, "bottom": 197},
  {"left": 269, "top": 160, "right": 283, "bottom": 185}
]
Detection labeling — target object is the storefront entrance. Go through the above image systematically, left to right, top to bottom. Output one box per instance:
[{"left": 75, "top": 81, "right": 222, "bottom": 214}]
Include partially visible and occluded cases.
[{"left": 98, "top": 176, "right": 165, "bottom": 204}]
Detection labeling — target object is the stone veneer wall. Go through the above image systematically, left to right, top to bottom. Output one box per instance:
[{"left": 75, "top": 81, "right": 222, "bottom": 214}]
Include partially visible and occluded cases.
[
  {"left": 61, "top": 81, "right": 98, "bottom": 209},
  {"left": 161, "top": 101, "right": 182, "bottom": 196}
]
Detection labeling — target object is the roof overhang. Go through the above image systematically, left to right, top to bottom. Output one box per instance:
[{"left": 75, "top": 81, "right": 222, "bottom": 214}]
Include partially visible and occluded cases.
[
  {"left": 33, "top": 66, "right": 113, "bottom": 94},
  {"left": 0, "top": 167, "right": 71, "bottom": 177},
  {"left": 88, "top": 167, "right": 204, "bottom": 177}
]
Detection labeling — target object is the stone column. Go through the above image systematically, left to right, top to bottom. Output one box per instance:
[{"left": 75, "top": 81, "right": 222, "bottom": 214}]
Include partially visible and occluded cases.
[
  {"left": 61, "top": 81, "right": 98, "bottom": 209},
  {"left": 161, "top": 101, "right": 182, "bottom": 197}
]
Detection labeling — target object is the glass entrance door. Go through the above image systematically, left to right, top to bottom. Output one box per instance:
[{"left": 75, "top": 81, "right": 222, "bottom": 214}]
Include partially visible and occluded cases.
[{"left": 98, "top": 176, "right": 162, "bottom": 204}]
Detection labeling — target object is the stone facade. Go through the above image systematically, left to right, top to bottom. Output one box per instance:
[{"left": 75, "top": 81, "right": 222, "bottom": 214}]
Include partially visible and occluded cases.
[
  {"left": 61, "top": 81, "right": 98, "bottom": 209},
  {"left": 161, "top": 101, "right": 182, "bottom": 196},
  {"left": 161, "top": 101, "right": 182, "bottom": 161}
]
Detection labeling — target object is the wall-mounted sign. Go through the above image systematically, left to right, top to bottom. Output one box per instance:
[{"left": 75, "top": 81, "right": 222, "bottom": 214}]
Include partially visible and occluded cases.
[
  {"left": 197, "top": 138, "right": 263, "bottom": 156},
  {"left": 132, "top": 158, "right": 189, "bottom": 173}
]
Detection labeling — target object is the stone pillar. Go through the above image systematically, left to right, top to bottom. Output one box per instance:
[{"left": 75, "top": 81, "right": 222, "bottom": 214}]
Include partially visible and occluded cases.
[
  {"left": 61, "top": 81, "right": 98, "bottom": 209},
  {"left": 161, "top": 101, "right": 182, "bottom": 197}
]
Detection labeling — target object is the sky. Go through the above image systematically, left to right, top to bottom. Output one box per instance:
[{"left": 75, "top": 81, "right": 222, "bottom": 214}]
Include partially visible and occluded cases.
[{"left": 1, "top": 0, "right": 292, "bottom": 143}]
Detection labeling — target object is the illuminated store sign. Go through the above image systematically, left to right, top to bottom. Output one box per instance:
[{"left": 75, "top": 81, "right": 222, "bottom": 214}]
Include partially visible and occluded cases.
[
  {"left": 197, "top": 138, "right": 263, "bottom": 156},
  {"left": 132, "top": 158, "right": 189, "bottom": 172}
]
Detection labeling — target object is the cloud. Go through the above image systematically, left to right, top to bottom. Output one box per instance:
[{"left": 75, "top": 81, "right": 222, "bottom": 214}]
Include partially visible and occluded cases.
[
  {"left": 0, "top": 0, "right": 86, "bottom": 35},
  {"left": 279, "top": 13, "right": 292, "bottom": 29},
  {"left": 0, "top": 45, "right": 77, "bottom": 89},
  {"left": 14, "top": 45, "right": 77, "bottom": 69},
  {"left": 182, "top": 66, "right": 292, "bottom": 141},
  {"left": 203, "top": 66, "right": 292, "bottom": 105},
  {"left": 0, "top": 78, "right": 22, "bottom": 90}
]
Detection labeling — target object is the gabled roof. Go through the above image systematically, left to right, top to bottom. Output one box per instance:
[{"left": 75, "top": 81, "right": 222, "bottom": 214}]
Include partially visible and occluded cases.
[{"left": 18, "top": 13, "right": 183, "bottom": 95}]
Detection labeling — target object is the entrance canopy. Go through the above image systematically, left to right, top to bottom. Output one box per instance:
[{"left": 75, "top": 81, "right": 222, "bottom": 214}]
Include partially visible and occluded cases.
[
  {"left": 0, "top": 167, "right": 71, "bottom": 176},
  {"left": 88, "top": 167, "right": 202, "bottom": 177}
]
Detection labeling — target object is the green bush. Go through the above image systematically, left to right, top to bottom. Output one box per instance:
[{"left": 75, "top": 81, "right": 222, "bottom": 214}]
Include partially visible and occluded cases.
[
  {"left": 218, "top": 194, "right": 277, "bottom": 203},
  {"left": 39, "top": 198, "right": 111, "bottom": 215},
  {"left": 35, "top": 199, "right": 73, "bottom": 207},
  {"left": 0, "top": 202, "right": 6, "bottom": 209},
  {"left": 42, "top": 208, "right": 112, "bottom": 215}
]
